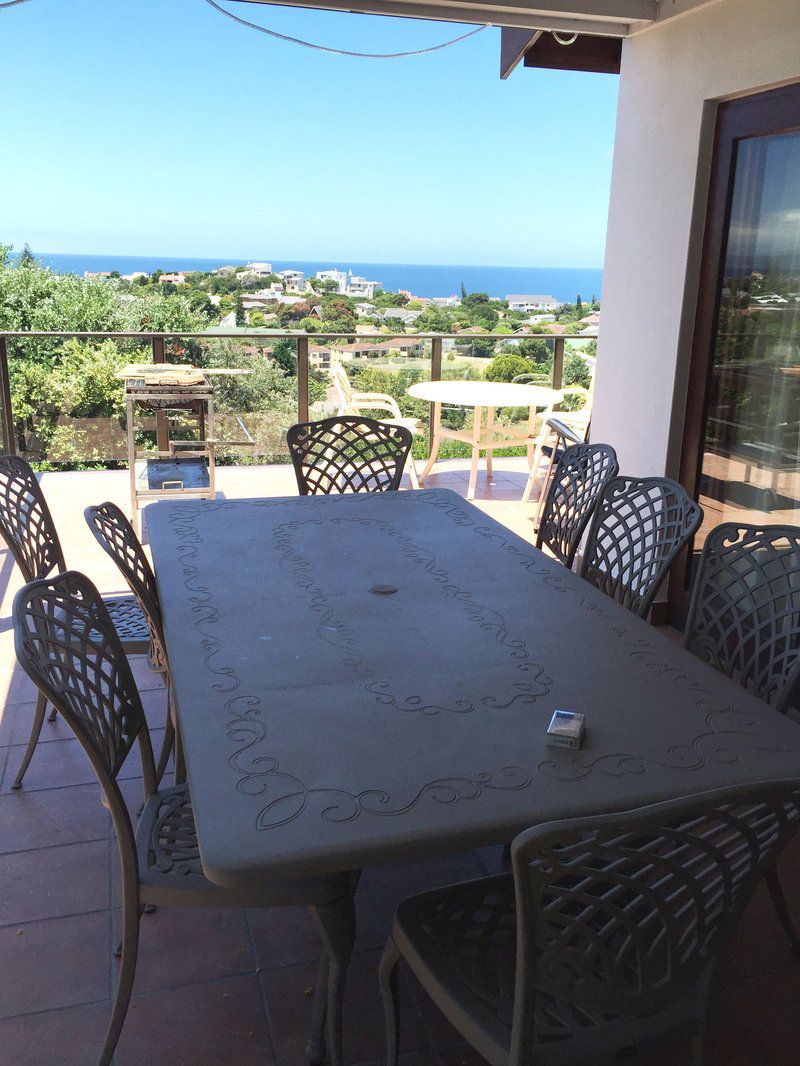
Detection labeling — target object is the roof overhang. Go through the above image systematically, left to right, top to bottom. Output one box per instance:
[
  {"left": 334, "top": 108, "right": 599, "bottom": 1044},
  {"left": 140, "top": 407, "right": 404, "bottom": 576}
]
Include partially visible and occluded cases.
[
  {"left": 230, "top": 0, "right": 658, "bottom": 35},
  {"left": 232, "top": 0, "right": 729, "bottom": 34},
  {"left": 229, "top": 1, "right": 730, "bottom": 77}
]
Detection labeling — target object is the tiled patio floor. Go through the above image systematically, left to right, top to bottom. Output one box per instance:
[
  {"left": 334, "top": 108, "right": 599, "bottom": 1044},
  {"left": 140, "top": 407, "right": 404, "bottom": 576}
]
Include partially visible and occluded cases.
[{"left": 2, "top": 461, "right": 800, "bottom": 1063}]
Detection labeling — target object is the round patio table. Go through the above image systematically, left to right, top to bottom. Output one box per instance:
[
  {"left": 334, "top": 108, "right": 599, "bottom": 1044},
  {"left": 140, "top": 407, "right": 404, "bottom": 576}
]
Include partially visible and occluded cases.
[{"left": 407, "top": 379, "right": 562, "bottom": 500}]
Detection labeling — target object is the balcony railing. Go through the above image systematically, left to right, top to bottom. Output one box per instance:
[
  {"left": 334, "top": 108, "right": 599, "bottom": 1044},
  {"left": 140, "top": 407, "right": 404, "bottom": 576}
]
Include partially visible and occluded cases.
[{"left": 0, "top": 330, "right": 592, "bottom": 468}]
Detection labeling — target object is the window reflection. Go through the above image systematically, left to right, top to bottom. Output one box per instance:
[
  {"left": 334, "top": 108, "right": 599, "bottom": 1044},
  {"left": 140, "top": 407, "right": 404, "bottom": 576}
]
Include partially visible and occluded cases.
[{"left": 699, "top": 131, "right": 800, "bottom": 543}]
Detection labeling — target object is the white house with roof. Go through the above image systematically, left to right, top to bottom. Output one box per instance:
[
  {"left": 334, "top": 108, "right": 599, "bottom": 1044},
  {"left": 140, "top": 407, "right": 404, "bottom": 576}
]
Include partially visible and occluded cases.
[
  {"left": 245, "top": 262, "right": 273, "bottom": 277},
  {"left": 277, "top": 269, "right": 306, "bottom": 291},
  {"left": 316, "top": 269, "right": 348, "bottom": 294},
  {"left": 346, "top": 276, "right": 383, "bottom": 299},
  {"left": 505, "top": 294, "right": 559, "bottom": 313},
  {"left": 431, "top": 296, "right": 461, "bottom": 307},
  {"left": 376, "top": 307, "right": 424, "bottom": 325}
]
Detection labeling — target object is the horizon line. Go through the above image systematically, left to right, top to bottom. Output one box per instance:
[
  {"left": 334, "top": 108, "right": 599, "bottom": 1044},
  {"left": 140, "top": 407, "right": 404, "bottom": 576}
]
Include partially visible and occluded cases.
[{"left": 10, "top": 250, "right": 604, "bottom": 273}]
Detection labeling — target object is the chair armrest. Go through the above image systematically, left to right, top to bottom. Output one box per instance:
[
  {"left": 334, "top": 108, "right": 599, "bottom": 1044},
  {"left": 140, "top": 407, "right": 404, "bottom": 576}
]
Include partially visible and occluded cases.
[
  {"left": 351, "top": 393, "right": 403, "bottom": 418},
  {"left": 545, "top": 417, "right": 583, "bottom": 445}
]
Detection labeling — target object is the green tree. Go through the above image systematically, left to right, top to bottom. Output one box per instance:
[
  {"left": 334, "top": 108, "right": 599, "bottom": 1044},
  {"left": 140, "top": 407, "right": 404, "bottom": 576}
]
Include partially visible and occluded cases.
[
  {"left": 18, "top": 243, "right": 37, "bottom": 268},
  {"left": 460, "top": 281, "right": 467, "bottom": 300},
  {"left": 235, "top": 294, "right": 245, "bottom": 327},
  {"left": 575, "top": 294, "right": 583, "bottom": 315},
  {"left": 415, "top": 305, "right": 451, "bottom": 332},
  {"left": 271, "top": 338, "right": 297, "bottom": 376},
  {"left": 563, "top": 351, "right": 592, "bottom": 389},
  {"left": 484, "top": 354, "right": 537, "bottom": 382}
]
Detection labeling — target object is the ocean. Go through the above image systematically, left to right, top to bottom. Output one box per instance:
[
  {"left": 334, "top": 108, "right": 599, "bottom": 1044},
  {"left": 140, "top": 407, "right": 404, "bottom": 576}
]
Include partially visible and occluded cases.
[{"left": 13, "top": 252, "right": 603, "bottom": 303}]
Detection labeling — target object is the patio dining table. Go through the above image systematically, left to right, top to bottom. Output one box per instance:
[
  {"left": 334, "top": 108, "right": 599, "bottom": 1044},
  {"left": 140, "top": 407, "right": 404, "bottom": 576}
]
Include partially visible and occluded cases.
[
  {"left": 406, "top": 379, "right": 562, "bottom": 499},
  {"left": 147, "top": 487, "right": 800, "bottom": 1055}
]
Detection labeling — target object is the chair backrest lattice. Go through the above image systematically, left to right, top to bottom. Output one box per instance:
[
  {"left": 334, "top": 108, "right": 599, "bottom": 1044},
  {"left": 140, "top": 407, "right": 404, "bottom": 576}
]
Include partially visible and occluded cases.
[
  {"left": 287, "top": 416, "right": 412, "bottom": 496},
  {"left": 536, "top": 442, "right": 619, "bottom": 568},
  {"left": 0, "top": 454, "right": 65, "bottom": 582},
  {"left": 580, "top": 476, "right": 703, "bottom": 618},
  {"left": 85, "top": 502, "right": 167, "bottom": 671},
  {"left": 684, "top": 523, "right": 800, "bottom": 713},
  {"left": 13, "top": 571, "right": 155, "bottom": 790},
  {"left": 509, "top": 783, "right": 800, "bottom": 1061}
]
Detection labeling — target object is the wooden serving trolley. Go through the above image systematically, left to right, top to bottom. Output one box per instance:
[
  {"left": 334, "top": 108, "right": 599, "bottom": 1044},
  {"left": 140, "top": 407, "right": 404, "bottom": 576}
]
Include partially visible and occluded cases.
[{"left": 117, "top": 363, "right": 249, "bottom": 532}]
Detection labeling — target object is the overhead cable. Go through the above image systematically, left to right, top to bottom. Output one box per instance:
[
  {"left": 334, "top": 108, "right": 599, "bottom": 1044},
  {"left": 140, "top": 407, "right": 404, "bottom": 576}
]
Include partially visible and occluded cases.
[{"left": 204, "top": 0, "right": 489, "bottom": 59}]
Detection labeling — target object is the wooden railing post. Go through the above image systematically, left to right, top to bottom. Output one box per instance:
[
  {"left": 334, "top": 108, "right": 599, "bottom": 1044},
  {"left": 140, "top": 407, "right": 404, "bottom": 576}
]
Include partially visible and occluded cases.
[
  {"left": 151, "top": 335, "right": 170, "bottom": 452},
  {"left": 296, "top": 335, "right": 310, "bottom": 425},
  {"left": 429, "top": 335, "right": 443, "bottom": 454},
  {"left": 552, "top": 336, "right": 565, "bottom": 391},
  {"left": 552, "top": 336, "right": 565, "bottom": 410},
  {"left": 0, "top": 337, "right": 15, "bottom": 454}
]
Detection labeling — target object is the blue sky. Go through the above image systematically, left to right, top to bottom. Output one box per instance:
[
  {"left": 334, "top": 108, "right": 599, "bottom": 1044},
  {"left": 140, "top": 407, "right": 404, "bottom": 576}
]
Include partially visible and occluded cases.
[{"left": 1, "top": 0, "right": 619, "bottom": 267}]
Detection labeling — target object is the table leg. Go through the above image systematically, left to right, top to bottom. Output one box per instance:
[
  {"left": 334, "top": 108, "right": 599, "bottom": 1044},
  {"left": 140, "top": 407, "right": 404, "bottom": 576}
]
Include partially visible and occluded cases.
[
  {"left": 420, "top": 401, "right": 442, "bottom": 484},
  {"left": 526, "top": 404, "right": 537, "bottom": 468},
  {"left": 467, "top": 407, "right": 483, "bottom": 501},
  {"left": 485, "top": 407, "right": 494, "bottom": 482},
  {"left": 309, "top": 885, "right": 358, "bottom": 1066}
]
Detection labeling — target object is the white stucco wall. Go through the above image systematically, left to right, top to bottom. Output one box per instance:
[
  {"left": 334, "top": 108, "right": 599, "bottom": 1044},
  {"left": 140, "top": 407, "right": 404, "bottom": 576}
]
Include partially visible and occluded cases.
[{"left": 593, "top": 0, "right": 800, "bottom": 476}]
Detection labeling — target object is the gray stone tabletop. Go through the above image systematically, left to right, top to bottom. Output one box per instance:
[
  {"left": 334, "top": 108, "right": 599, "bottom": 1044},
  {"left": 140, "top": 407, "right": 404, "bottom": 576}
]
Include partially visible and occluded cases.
[{"left": 147, "top": 489, "right": 800, "bottom": 887}]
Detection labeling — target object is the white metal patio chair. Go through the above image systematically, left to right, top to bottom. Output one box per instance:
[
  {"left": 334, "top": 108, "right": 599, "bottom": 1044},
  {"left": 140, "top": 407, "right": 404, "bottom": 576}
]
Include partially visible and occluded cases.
[{"left": 330, "top": 361, "right": 422, "bottom": 488}]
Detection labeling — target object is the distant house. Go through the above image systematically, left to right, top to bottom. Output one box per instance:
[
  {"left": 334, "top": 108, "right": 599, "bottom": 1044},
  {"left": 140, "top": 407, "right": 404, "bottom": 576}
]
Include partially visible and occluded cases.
[
  {"left": 245, "top": 262, "right": 273, "bottom": 276},
  {"left": 214, "top": 266, "right": 236, "bottom": 276},
  {"left": 277, "top": 269, "right": 306, "bottom": 291},
  {"left": 316, "top": 269, "right": 348, "bottom": 294},
  {"left": 83, "top": 271, "right": 111, "bottom": 280},
  {"left": 121, "top": 271, "right": 147, "bottom": 282},
  {"left": 159, "top": 272, "right": 186, "bottom": 285},
  {"left": 346, "top": 275, "right": 383, "bottom": 299},
  {"left": 242, "top": 289, "right": 281, "bottom": 310},
  {"left": 278, "top": 294, "right": 308, "bottom": 306},
  {"left": 506, "top": 294, "right": 559, "bottom": 313},
  {"left": 431, "top": 296, "right": 461, "bottom": 307},
  {"left": 354, "top": 302, "right": 376, "bottom": 317},
  {"left": 376, "top": 308, "right": 424, "bottom": 325},
  {"left": 217, "top": 311, "right": 237, "bottom": 328},
  {"left": 522, "top": 313, "right": 556, "bottom": 326},
  {"left": 329, "top": 339, "right": 424, "bottom": 361},
  {"left": 309, "top": 346, "right": 332, "bottom": 368}
]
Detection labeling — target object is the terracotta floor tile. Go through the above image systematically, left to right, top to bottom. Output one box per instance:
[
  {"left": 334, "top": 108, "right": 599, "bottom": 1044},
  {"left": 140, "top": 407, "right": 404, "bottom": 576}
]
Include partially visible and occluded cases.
[
  {"left": 128, "top": 655, "right": 167, "bottom": 693},
  {"left": 0, "top": 664, "right": 39, "bottom": 706},
  {"left": 0, "top": 698, "right": 76, "bottom": 747},
  {"left": 0, "top": 730, "right": 164, "bottom": 794},
  {"left": 0, "top": 783, "right": 107, "bottom": 854},
  {"left": 0, "top": 838, "right": 109, "bottom": 925},
  {"left": 248, "top": 881, "right": 386, "bottom": 971},
  {"left": 722, "top": 881, "right": 799, "bottom": 984},
  {"left": 110, "top": 906, "right": 255, "bottom": 994},
  {"left": 0, "top": 910, "right": 109, "bottom": 1018},
  {"left": 262, "top": 949, "right": 429, "bottom": 1065},
  {"left": 720, "top": 969, "right": 800, "bottom": 1064},
  {"left": 114, "top": 975, "right": 272, "bottom": 1066},
  {"left": 0, "top": 1000, "right": 111, "bottom": 1066}
]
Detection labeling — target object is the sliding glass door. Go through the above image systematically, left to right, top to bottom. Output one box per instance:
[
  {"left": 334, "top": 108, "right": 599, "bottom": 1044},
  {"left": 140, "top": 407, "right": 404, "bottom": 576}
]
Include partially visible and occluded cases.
[{"left": 676, "top": 83, "right": 800, "bottom": 616}]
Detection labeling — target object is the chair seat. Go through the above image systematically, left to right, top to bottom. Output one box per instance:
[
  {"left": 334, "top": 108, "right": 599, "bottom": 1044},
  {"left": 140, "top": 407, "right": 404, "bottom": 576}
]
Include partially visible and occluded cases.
[
  {"left": 103, "top": 593, "right": 151, "bottom": 653},
  {"left": 135, "top": 784, "right": 354, "bottom": 908},
  {"left": 393, "top": 873, "right": 701, "bottom": 1066}
]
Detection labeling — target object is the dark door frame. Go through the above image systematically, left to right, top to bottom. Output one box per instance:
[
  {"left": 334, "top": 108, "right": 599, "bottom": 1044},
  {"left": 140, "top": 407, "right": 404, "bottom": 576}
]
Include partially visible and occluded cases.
[{"left": 669, "top": 80, "right": 800, "bottom": 624}]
